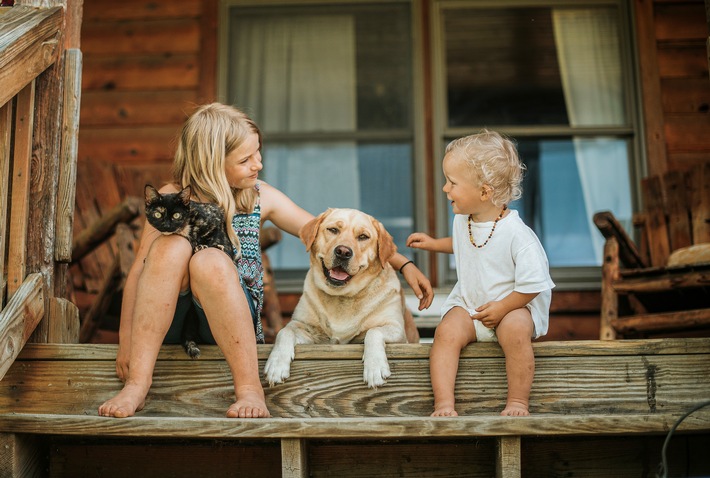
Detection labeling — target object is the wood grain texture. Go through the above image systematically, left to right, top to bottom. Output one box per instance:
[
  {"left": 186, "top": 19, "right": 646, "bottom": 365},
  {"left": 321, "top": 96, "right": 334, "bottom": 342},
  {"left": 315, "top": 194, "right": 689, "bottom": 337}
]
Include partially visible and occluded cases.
[
  {"left": 0, "top": 6, "right": 62, "bottom": 108},
  {"left": 55, "top": 48, "right": 82, "bottom": 263},
  {"left": 7, "top": 81, "right": 35, "bottom": 300},
  {"left": 0, "top": 102, "right": 11, "bottom": 310},
  {"left": 0, "top": 273, "right": 43, "bottom": 380},
  {"left": 2, "top": 340, "right": 709, "bottom": 419},
  {"left": 0, "top": 412, "right": 708, "bottom": 439}
]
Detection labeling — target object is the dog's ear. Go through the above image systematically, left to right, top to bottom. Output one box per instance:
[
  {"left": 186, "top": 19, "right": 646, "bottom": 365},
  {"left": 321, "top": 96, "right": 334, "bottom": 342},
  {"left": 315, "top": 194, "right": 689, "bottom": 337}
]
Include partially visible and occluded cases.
[
  {"left": 299, "top": 210, "right": 329, "bottom": 252},
  {"left": 374, "top": 218, "right": 397, "bottom": 268}
]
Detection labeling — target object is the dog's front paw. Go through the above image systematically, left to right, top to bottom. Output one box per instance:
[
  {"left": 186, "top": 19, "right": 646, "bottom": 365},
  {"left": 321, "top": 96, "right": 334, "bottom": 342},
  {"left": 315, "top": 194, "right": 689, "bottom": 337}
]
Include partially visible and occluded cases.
[
  {"left": 264, "top": 350, "right": 294, "bottom": 386},
  {"left": 363, "top": 355, "right": 391, "bottom": 388}
]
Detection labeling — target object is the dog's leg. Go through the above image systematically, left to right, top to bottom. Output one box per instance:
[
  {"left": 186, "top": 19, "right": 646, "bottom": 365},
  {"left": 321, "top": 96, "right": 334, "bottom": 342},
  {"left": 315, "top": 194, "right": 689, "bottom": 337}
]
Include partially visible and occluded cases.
[
  {"left": 264, "top": 323, "right": 314, "bottom": 386},
  {"left": 362, "top": 324, "right": 403, "bottom": 388}
]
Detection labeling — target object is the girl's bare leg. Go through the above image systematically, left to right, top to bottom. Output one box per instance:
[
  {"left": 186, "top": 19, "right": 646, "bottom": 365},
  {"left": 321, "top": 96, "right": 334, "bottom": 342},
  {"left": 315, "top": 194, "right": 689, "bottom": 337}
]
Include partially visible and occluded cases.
[
  {"left": 99, "top": 235, "right": 192, "bottom": 418},
  {"left": 190, "top": 249, "right": 270, "bottom": 418},
  {"left": 429, "top": 307, "right": 476, "bottom": 417},
  {"left": 496, "top": 309, "right": 535, "bottom": 416}
]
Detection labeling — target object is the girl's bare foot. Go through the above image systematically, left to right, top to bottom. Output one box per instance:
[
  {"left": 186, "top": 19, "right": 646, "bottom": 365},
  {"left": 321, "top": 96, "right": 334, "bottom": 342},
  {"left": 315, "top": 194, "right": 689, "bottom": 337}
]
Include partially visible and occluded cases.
[
  {"left": 98, "top": 383, "right": 147, "bottom": 418},
  {"left": 226, "top": 387, "right": 270, "bottom": 418},
  {"left": 501, "top": 401, "right": 529, "bottom": 416},
  {"left": 431, "top": 405, "right": 458, "bottom": 417}
]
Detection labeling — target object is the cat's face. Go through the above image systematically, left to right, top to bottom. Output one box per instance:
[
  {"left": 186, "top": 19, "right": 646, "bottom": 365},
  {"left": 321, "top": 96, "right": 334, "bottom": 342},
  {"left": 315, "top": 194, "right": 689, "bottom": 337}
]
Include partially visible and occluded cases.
[{"left": 144, "top": 185, "right": 192, "bottom": 233}]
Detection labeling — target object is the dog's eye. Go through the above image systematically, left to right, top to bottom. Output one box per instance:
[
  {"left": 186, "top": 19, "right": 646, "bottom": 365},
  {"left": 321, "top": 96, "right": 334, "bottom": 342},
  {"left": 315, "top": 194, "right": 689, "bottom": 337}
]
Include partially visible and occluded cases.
[
  {"left": 327, "top": 227, "right": 339, "bottom": 234},
  {"left": 358, "top": 234, "right": 370, "bottom": 241}
]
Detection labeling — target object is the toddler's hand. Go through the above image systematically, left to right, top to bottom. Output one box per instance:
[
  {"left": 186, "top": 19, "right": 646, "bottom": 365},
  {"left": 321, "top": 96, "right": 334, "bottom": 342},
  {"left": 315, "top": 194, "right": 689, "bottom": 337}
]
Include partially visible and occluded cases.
[
  {"left": 406, "top": 232, "right": 434, "bottom": 250},
  {"left": 472, "top": 301, "right": 506, "bottom": 329}
]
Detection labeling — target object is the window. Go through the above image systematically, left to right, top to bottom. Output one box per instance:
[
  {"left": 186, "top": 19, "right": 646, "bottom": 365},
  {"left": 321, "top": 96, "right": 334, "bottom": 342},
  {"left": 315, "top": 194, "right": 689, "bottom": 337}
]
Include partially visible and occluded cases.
[
  {"left": 221, "top": 0, "right": 640, "bottom": 289},
  {"left": 222, "top": 2, "right": 415, "bottom": 281},
  {"left": 434, "top": 2, "right": 638, "bottom": 287}
]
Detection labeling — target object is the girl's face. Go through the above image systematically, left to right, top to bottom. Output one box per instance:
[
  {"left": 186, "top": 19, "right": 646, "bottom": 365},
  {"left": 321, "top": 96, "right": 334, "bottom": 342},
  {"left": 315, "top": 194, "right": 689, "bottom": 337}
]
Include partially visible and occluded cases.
[
  {"left": 225, "top": 132, "right": 262, "bottom": 189},
  {"left": 442, "top": 152, "right": 490, "bottom": 219}
]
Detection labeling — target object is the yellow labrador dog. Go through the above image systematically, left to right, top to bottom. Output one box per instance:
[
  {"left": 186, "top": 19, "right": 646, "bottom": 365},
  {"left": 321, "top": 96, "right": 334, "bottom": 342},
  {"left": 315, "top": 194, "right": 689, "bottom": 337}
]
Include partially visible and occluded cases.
[{"left": 264, "top": 208, "right": 412, "bottom": 388}]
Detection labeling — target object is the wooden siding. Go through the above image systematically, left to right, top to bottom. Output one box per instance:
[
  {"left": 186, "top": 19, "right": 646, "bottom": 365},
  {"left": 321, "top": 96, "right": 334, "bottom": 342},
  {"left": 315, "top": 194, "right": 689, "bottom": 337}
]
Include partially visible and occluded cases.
[
  {"left": 72, "top": 0, "right": 218, "bottom": 316},
  {"left": 73, "top": 0, "right": 710, "bottom": 340},
  {"left": 654, "top": 0, "right": 710, "bottom": 173}
]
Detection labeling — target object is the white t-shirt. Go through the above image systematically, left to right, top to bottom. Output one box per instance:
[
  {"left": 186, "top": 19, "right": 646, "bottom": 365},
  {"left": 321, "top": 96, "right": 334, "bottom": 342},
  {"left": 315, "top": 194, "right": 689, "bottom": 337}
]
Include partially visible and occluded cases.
[{"left": 441, "top": 209, "right": 555, "bottom": 338}]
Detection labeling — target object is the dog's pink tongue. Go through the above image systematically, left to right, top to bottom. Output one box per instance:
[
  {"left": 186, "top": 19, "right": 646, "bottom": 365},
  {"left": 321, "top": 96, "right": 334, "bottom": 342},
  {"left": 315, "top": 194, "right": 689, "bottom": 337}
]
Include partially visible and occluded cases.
[{"left": 329, "top": 268, "right": 350, "bottom": 281}]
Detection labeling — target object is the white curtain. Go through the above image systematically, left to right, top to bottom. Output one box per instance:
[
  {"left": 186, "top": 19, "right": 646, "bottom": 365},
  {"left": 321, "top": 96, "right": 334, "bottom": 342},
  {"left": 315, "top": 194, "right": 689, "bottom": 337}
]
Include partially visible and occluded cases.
[
  {"left": 552, "top": 9, "right": 632, "bottom": 264},
  {"left": 231, "top": 14, "right": 359, "bottom": 267}
]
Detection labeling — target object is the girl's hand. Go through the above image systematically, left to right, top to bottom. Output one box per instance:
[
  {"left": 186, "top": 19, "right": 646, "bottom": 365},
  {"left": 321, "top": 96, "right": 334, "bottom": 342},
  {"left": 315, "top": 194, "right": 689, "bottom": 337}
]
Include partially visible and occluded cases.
[
  {"left": 401, "top": 263, "right": 434, "bottom": 310},
  {"left": 472, "top": 301, "right": 507, "bottom": 329},
  {"left": 116, "top": 344, "right": 130, "bottom": 382}
]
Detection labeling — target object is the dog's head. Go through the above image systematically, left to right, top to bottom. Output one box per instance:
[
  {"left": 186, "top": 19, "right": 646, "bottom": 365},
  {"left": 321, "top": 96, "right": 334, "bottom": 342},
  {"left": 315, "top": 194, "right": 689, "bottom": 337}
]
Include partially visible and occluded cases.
[{"left": 299, "top": 208, "right": 397, "bottom": 294}]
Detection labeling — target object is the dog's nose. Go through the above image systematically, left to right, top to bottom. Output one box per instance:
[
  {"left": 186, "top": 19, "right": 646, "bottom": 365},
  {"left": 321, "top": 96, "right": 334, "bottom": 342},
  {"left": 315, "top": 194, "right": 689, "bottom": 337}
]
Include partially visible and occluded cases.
[{"left": 335, "top": 245, "right": 353, "bottom": 260}]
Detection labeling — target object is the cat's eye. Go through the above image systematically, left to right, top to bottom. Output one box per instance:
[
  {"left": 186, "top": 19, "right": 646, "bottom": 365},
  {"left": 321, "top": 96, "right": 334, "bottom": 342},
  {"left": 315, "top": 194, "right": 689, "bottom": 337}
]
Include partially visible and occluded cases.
[
  {"left": 153, "top": 212, "right": 162, "bottom": 219},
  {"left": 173, "top": 212, "right": 182, "bottom": 220}
]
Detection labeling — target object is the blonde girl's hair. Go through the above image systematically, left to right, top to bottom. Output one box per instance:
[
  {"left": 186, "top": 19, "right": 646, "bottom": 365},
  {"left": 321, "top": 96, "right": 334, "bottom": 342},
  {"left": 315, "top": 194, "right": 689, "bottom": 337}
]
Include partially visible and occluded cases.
[
  {"left": 172, "top": 103, "right": 262, "bottom": 256},
  {"left": 445, "top": 130, "right": 525, "bottom": 207}
]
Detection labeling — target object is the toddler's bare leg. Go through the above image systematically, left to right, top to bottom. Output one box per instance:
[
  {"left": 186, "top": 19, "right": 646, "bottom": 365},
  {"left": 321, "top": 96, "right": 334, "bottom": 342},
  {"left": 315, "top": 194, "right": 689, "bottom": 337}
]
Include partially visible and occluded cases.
[
  {"left": 99, "top": 236, "right": 191, "bottom": 418},
  {"left": 190, "top": 249, "right": 270, "bottom": 418},
  {"left": 429, "top": 307, "right": 476, "bottom": 417},
  {"left": 496, "top": 309, "right": 535, "bottom": 416}
]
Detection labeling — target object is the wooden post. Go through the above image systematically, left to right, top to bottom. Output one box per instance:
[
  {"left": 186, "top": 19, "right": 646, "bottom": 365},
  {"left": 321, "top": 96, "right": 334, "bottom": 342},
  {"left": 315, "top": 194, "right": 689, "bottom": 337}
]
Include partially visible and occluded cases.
[
  {"left": 634, "top": 0, "right": 668, "bottom": 177},
  {"left": 55, "top": 48, "right": 83, "bottom": 263},
  {"left": 7, "top": 81, "right": 35, "bottom": 301},
  {"left": 0, "top": 102, "right": 12, "bottom": 309},
  {"left": 600, "top": 237, "right": 620, "bottom": 340},
  {"left": 48, "top": 297, "right": 80, "bottom": 344},
  {"left": 496, "top": 436, "right": 521, "bottom": 478},
  {"left": 281, "top": 438, "right": 308, "bottom": 478}
]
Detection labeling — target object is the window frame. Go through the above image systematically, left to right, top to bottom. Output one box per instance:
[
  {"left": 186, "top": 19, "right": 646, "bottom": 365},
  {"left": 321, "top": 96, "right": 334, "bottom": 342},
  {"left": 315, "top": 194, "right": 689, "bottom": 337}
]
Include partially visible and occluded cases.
[
  {"left": 217, "top": 0, "right": 428, "bottom": 292},
  {"left": 217, "top": 0, "right": 644, "bottom": 292},
  {"left": 429, "top": 0, "right": 645, "bottom": 291}
]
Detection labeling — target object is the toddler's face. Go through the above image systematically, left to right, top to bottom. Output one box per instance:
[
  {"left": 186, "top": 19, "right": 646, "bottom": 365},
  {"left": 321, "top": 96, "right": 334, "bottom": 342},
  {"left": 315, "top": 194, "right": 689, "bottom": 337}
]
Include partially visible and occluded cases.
[{"left": 442, "top": 153, "right": 487, "bottom": 216}]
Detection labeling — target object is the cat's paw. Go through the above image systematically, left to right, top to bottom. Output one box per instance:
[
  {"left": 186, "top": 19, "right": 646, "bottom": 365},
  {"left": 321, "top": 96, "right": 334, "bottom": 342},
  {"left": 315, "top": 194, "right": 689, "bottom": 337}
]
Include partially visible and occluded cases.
[{"left": 184, "top": 340, "right": 201, "bottom": 359}]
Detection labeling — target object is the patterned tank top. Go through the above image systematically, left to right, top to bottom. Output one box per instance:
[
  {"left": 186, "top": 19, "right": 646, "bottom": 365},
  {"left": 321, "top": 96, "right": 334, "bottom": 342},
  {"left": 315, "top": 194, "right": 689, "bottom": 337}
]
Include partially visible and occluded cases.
[{"left": 231, "top": 184, "right": 264, "bottom": 344}]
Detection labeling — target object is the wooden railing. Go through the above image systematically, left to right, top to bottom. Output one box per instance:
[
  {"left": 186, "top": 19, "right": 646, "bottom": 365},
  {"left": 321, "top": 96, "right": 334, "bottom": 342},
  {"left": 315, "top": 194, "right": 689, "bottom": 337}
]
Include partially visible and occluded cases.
[{"left": 0, "top": 4, "right": 80, "bottom": 380}]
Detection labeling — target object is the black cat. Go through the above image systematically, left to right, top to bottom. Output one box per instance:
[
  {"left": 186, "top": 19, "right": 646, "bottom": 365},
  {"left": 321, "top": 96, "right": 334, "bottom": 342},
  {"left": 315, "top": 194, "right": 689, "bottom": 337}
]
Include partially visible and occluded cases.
[{"left": 144, "top": 184, "right": 239, "bottom": 359}]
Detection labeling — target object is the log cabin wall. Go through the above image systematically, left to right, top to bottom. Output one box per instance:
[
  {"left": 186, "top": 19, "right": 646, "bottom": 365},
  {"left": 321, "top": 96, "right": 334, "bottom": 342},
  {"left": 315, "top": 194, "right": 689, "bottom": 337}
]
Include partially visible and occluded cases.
[
  {"left": 72, "top": 0, "right": 218, "bottom": 328},
  {"left": 74, "top": 0, "right": 710, "bottom": 342},
  {"left": 657, "top": 0, "right": 710, "bottom": 171}
]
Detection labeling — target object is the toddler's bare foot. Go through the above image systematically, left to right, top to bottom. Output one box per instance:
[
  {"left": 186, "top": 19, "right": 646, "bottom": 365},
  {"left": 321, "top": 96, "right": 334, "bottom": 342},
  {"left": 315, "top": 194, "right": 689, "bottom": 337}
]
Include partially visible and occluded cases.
[
  {"left": 98, "top": 383, "right": 147, "bottom": 418},
  {"left": 226, "top": 387, "right": 270, "bottom": 418},
  {"left": 500, "top": 401, "right": 529, "bottom": 416},
  {"left": 431, "top": 405, "right": 458, "bottom": 417}
]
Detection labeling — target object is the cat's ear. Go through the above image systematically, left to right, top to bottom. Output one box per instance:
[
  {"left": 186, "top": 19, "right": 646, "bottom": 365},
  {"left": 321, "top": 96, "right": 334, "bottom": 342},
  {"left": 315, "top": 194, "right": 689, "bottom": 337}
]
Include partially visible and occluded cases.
[
  {"left": 144, "top": 184, "right": 160, "bottom": 203},
  {"left": 178, "top": 186, "right": 192, "bottom": 206}
]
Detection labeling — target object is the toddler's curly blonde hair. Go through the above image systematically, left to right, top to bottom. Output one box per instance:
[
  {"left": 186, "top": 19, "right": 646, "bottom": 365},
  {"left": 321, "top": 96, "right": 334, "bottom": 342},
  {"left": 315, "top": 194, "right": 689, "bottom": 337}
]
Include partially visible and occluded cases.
[{"left": 445, "top": 130, "right": 525, "bottom": 207}]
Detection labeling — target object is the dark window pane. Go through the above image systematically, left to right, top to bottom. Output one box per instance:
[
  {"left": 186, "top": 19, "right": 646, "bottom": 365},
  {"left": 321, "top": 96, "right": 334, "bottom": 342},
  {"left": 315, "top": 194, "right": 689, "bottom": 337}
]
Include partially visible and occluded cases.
[{"left": 444, "top": 6, "right": 626, "bottom": 127}]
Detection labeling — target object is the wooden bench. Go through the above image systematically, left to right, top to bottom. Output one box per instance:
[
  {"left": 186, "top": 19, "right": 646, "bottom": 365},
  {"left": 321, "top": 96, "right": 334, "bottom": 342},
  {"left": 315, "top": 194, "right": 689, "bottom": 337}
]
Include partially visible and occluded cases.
[
  {"left": 594, "top": 162, "right": 710, "bottom": 339},
  {"left": 1, "top": 339, "right": 709, "bottom": 477}
]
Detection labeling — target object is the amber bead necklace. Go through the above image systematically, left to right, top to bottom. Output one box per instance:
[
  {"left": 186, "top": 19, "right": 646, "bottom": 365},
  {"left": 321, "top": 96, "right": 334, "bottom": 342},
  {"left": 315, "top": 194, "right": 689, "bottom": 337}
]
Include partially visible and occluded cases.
[{"left": 467, "top": 205, "right": 507, "bottom": 248}]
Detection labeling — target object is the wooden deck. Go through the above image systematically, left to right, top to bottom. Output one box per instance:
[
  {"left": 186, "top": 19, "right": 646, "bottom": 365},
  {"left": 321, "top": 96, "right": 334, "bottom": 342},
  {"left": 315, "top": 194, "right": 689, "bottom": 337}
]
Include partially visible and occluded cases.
[{"left": 1, "top": 339, "right": 709, "bottom": 477}]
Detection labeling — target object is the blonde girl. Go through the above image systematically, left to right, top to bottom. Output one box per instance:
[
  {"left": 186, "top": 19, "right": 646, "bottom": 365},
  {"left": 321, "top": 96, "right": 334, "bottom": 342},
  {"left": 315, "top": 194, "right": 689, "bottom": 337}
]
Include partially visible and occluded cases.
[{"left": 99, "top": 103, "right": 433, "bottom": 419}]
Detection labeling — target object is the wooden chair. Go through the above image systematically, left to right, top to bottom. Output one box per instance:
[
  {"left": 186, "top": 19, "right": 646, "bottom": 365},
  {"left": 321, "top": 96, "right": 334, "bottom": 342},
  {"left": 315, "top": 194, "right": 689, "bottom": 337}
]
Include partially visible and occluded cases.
[{"left": 593, "top": 162, "right": 710, "bottom": 339}]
